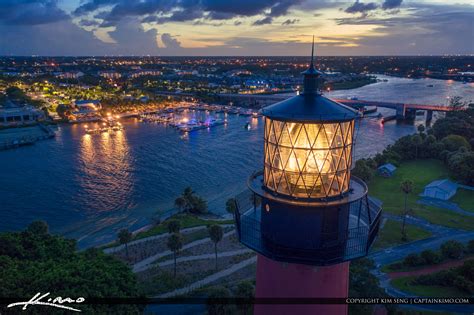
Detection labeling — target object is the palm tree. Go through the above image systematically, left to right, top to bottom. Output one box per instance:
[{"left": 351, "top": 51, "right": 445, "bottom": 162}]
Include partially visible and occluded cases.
[
  {"left": 412, "top": 134, "right": 422, "bottom": 159},
  {"left": 400, "top": 180, "right": 414, "bottom": 241},
  {"left": 225, "top": 198, "right": 236, "bottom": 214},
  {"left": 167, "top": 219, "right": 181, "bottom": 234},
  {"left": 208, "top": 225, "right": 224, "bottom": 271},
  {"left": 118, "top": 229, "right": 133, "bottom": 260},
  {"left": 167, "top": 233, "right": 183, "bottom": 277}
]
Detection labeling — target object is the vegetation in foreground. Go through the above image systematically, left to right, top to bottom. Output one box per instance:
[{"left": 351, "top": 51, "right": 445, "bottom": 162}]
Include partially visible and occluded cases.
[
  {"left": 0, "top": 221, "right": 142, "bottom": 314},
  {"left": 383, "top": 240, "right": 474, "bottom": 272},
  {"left": 391, "top": 259, "right": 474, "bottom": 297}
]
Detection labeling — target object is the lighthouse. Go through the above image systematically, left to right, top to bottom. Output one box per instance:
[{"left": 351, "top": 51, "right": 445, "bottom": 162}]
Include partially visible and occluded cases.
[{"left": 233, "top": 39, "right": 382, "bottom": 314}]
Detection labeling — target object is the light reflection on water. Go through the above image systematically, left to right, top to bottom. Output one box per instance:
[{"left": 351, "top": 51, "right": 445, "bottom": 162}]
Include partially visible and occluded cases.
[{"left": 0, "top": 76, "right": 472, "bottom": 248}]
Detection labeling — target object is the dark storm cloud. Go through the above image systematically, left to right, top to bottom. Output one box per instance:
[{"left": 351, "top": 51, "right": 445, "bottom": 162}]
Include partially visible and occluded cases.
[
  {"left": 0, "top": 0, "right": 69, "bottom": 25},
  {"left": 74, "top": 0, "right": 305, "bottom": 26},
  {"left": 382, "top": 0, "right": 403, "bottom": 10},
  {"left": 344, "top": 1, "right": 378, "bottom": 14},
  {"left": 335, "top": 3, "right": 474, "bottom": 55},
  {"left": 253, "top": 16, "right": 273, "bottom": 26},
  {"left": 79, "top": 19, "right": 100, "bottom": 27},
  {"left": 282, "top": 19, "right": 299, "bottom": 25},
  {"left": 161, "top": 33, "right": 181, "bottom": 48}
]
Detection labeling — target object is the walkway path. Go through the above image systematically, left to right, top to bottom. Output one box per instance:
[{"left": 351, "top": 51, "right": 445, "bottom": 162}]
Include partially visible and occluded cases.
[
  {"left": 417, "top": 198, "right": 474, "bottom": 217},
  {"left": 370, "top": 214, "right": 474, "bottom": 313},
  {"left": 104, "top": 224, "right": 234, "bottom": 254},
  {"left": 133, "top": 230, "right": 236, "bottom": 273},
  {"left": 155, "top": 248, "right": 253, "bottom": 268},
  {"left": 155, "top": 256, "right": 257, "bottom": 298},
  {"left": 387, "top": 257, "right": 474, "bottom": 279}
]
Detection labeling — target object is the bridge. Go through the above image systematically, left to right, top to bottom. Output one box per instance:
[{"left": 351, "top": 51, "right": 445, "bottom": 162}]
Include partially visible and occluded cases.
[
  {"left": 155, "top": 91, "right": 461, "bottom": 121},
  {"left": 216, "top": 93, "right": 460, "bottom": 120}
]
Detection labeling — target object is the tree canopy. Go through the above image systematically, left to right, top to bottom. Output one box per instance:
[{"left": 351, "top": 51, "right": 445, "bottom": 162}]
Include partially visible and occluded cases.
[{"left": 0, "top": 221, "right": 142, "bottom": 314}]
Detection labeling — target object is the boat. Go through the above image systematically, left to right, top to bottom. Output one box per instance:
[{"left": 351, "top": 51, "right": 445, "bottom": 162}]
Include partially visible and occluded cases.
[
  {"left": 427, "top": 84, "right": 434, "bottom": 87},
  {"left": 244, "top": 122, "right": 251, "bottom": 130}
]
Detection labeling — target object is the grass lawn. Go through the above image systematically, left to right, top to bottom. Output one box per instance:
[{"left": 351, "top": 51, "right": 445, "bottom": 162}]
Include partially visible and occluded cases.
[
  {"left": 368, "top": 159, "right": 474, "bottom": 231},
  {"left": 451, "top": 188, "right": 474, "bottom": 212},
  {"left": 101, "top": 213, "right": 234, "bottom": 248},
  {"left": 134, "top": 213, "right": 234, "bottom": 240},
  {"left": 372, "top": 219, "right": 432, "bottom": 251},
  {"left": 391, "top": 276, "right": 468, "bottom": 297}
]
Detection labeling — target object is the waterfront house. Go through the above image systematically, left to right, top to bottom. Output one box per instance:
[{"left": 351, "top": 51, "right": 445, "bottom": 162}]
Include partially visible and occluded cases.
[
  {"left": 74, "top": 100, "right": 101, "bottom": 113},
  {"left": 0, "top": 106, "right": 45, "bottom": 126},
  {"left": 377, "top": 163, "right": 397, "bottom": 177},
  {"left": 422, "top": 179, "right": 457, "bottom": 200}
]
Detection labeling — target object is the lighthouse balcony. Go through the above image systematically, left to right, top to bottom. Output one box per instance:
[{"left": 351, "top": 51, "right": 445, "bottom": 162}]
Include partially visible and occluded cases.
[{"left": 233, "top": 171, "right": 382, "bottom": 266}]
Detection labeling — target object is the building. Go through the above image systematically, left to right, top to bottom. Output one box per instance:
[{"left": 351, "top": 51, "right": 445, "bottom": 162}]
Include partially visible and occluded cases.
[
  {"left": 233, "top": 40, "right": 381, "bottom": 314},
  {"left": 129, "top": 69, "right": 162, "bottom": 78},
  {"left": 55, "top": 71, "right": 84, "bottom": 79},
  {"left": 98, "top": 71, "right": 122, "bottom": 79},
  {"left": 74, "top": 100, "right": 101, "bottom": 114},
  {"left": 0, "top": 106, "right": 45, "bottom": 126},
  {"left": 378, "top": 163, "right": 397, "bottom": 177},
  {"left": 422, "top": 179, "right": 457, "bottom": 200}
]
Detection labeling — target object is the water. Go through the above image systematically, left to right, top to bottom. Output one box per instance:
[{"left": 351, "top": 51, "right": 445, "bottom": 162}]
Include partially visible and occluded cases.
[{"left": 1, "top": 76, "right": 472, "bottom": 248}]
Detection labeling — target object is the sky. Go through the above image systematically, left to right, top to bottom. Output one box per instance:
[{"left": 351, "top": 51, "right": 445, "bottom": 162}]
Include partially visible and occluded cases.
[{"left": 0, "top": 0, "right": 473, "bottom": 56}]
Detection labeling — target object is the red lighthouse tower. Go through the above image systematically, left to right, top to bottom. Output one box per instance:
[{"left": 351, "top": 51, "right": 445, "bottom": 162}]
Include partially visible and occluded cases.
[{"left": 233, "top": 39, "right": 382, "bottom": 315}]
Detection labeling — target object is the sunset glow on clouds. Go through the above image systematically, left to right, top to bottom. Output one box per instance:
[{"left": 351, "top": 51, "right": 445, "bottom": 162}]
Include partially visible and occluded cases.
[{"left": 0, "top": 0, "right": 472, "bottom": 55}]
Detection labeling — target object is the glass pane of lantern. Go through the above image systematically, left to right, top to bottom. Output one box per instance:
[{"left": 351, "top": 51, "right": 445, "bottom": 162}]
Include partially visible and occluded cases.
[{"left": 264, "top": 119, "right": 354, "bottom": 198}]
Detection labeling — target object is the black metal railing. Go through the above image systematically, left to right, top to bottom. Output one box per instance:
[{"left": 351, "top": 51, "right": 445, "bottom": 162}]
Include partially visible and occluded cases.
[{"left": 233, "top": 187, "right": 382, "bottom": 266}]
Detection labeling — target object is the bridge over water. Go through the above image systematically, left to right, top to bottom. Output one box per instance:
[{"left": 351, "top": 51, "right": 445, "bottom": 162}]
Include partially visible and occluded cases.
[
  {"left": 155, "top": 91, "right": 461, "bottom": 120},
  {"left": 216, "top": 93, "right": 460, "bottom": 120}
]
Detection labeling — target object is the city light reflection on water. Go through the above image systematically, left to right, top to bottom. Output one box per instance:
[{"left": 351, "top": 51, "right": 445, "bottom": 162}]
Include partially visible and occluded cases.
[{"left": 0, "top": 75, "right": 472, "bottom": 247}]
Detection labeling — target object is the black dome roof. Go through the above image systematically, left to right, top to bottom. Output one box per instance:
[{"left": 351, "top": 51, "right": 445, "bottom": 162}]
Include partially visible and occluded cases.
[{"left": 262, "top": 94, "right": 359, "bottom": 123}]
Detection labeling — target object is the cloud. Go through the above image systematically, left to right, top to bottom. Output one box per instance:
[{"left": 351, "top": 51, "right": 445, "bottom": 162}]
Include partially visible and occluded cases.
[
  {"left": 0, "top": 0, "right": 69, "bottom": 25},
  {"left": 74, "top": 0, "right": 305, "bottom": 26},
  {"left": 382, "top": 0, "right": 403, "bottom": 10},
  {"left": 344, "top": 1, "right": 378, "bottom": 14},
  {"left": 335, "top": 3, "right": 474, "bottom": 55},
  {"left": 253, "top": 16, "right": 273, "bottom": 25},
  {"left": 107, "top": 17, "right": 159, "bottom": 55},
  {"left": 79, "top": 19, "right": 100, "bottom": 27},
  {"left": 282, "top": 19, "right": 299, "bottom": 25},
  {"left": 161, "top": 33, "right": 181, "bottom": 49}
]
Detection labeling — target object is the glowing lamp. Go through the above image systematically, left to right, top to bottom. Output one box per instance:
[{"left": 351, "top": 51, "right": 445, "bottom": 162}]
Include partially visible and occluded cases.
[
  {"left": 233, "top": 37, "right": 382, "bottom": 267},
  {"left": 232, "top": 39, "right": 382, "bottom": 315}
]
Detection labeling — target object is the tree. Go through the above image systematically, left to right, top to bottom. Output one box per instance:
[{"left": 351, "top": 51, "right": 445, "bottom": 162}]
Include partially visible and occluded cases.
[
  {"left": 417, "top": 124, "right": 425, "bottom": 134},
  {"left": 412, "top": 134, "right": 422, "bottom": 159},
  {"left": 441, "top": 135, "right": 471, "bottom": 152},
  {"left": 447, "top": 149, "right": 474, "bottom": 185},
  {"left": 352, "top": 159, "right": 375, "bottom": 182},
  {"left": 400, "top": 180, "right": 414, "bottom": 241},
  {"left": 175, "top": 187, "right": 208, "bottom": 214},
  {"left": 174, "top": 196, "right": 186, "bottom": 211},
  {"left": 226, "top": 198, "right": 237, "bottom": 215},
  {"left": 167, "top": 219, "right": 181, "bottom": 234},
  {"left": 26, "top": 220, "right": 49, "bottom": 235},
  {"left": 0, "top": 222, "right": 142, "bottom": 313},
  {"left": 208, "top": 225, "right": 224, "bottom": 270},
  {"left": 118, "top": 229, "right": 133, "bottom": 260},
  {"left": 167, "top": 233, "right": 183, "bottom": 277},
  {"left": 440, "top": 240, "right": 465, "bottom": 259},
  {"left": 468, "top": 240, "right": 474, "bottom": 254},
  {"left": 421, "top": 249, "right": 440, "bottom": 265},
  {"left": 403, "top": 253, "right": 423, "bottom": 267},
  {"left": 235, "top": 281, "right": 254, "bottom": 315},
  {"left": 206, "top": 286, "right": 233, "bottom": 315}
]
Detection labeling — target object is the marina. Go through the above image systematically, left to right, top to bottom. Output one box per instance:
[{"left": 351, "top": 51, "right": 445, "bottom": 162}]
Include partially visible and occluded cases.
[{"left": 0, "top": 76, "right": 471, "bottom": 248}]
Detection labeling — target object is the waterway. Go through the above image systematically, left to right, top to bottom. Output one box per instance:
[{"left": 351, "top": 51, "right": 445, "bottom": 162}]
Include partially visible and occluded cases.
[{"left": 0, "top": 75, "right": 472, "bottom": 248}]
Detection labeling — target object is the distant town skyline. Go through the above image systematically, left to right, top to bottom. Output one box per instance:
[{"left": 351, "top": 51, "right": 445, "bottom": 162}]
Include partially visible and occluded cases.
[{"left": 0, "top": 0, "right": 473, "bottom": 56}]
